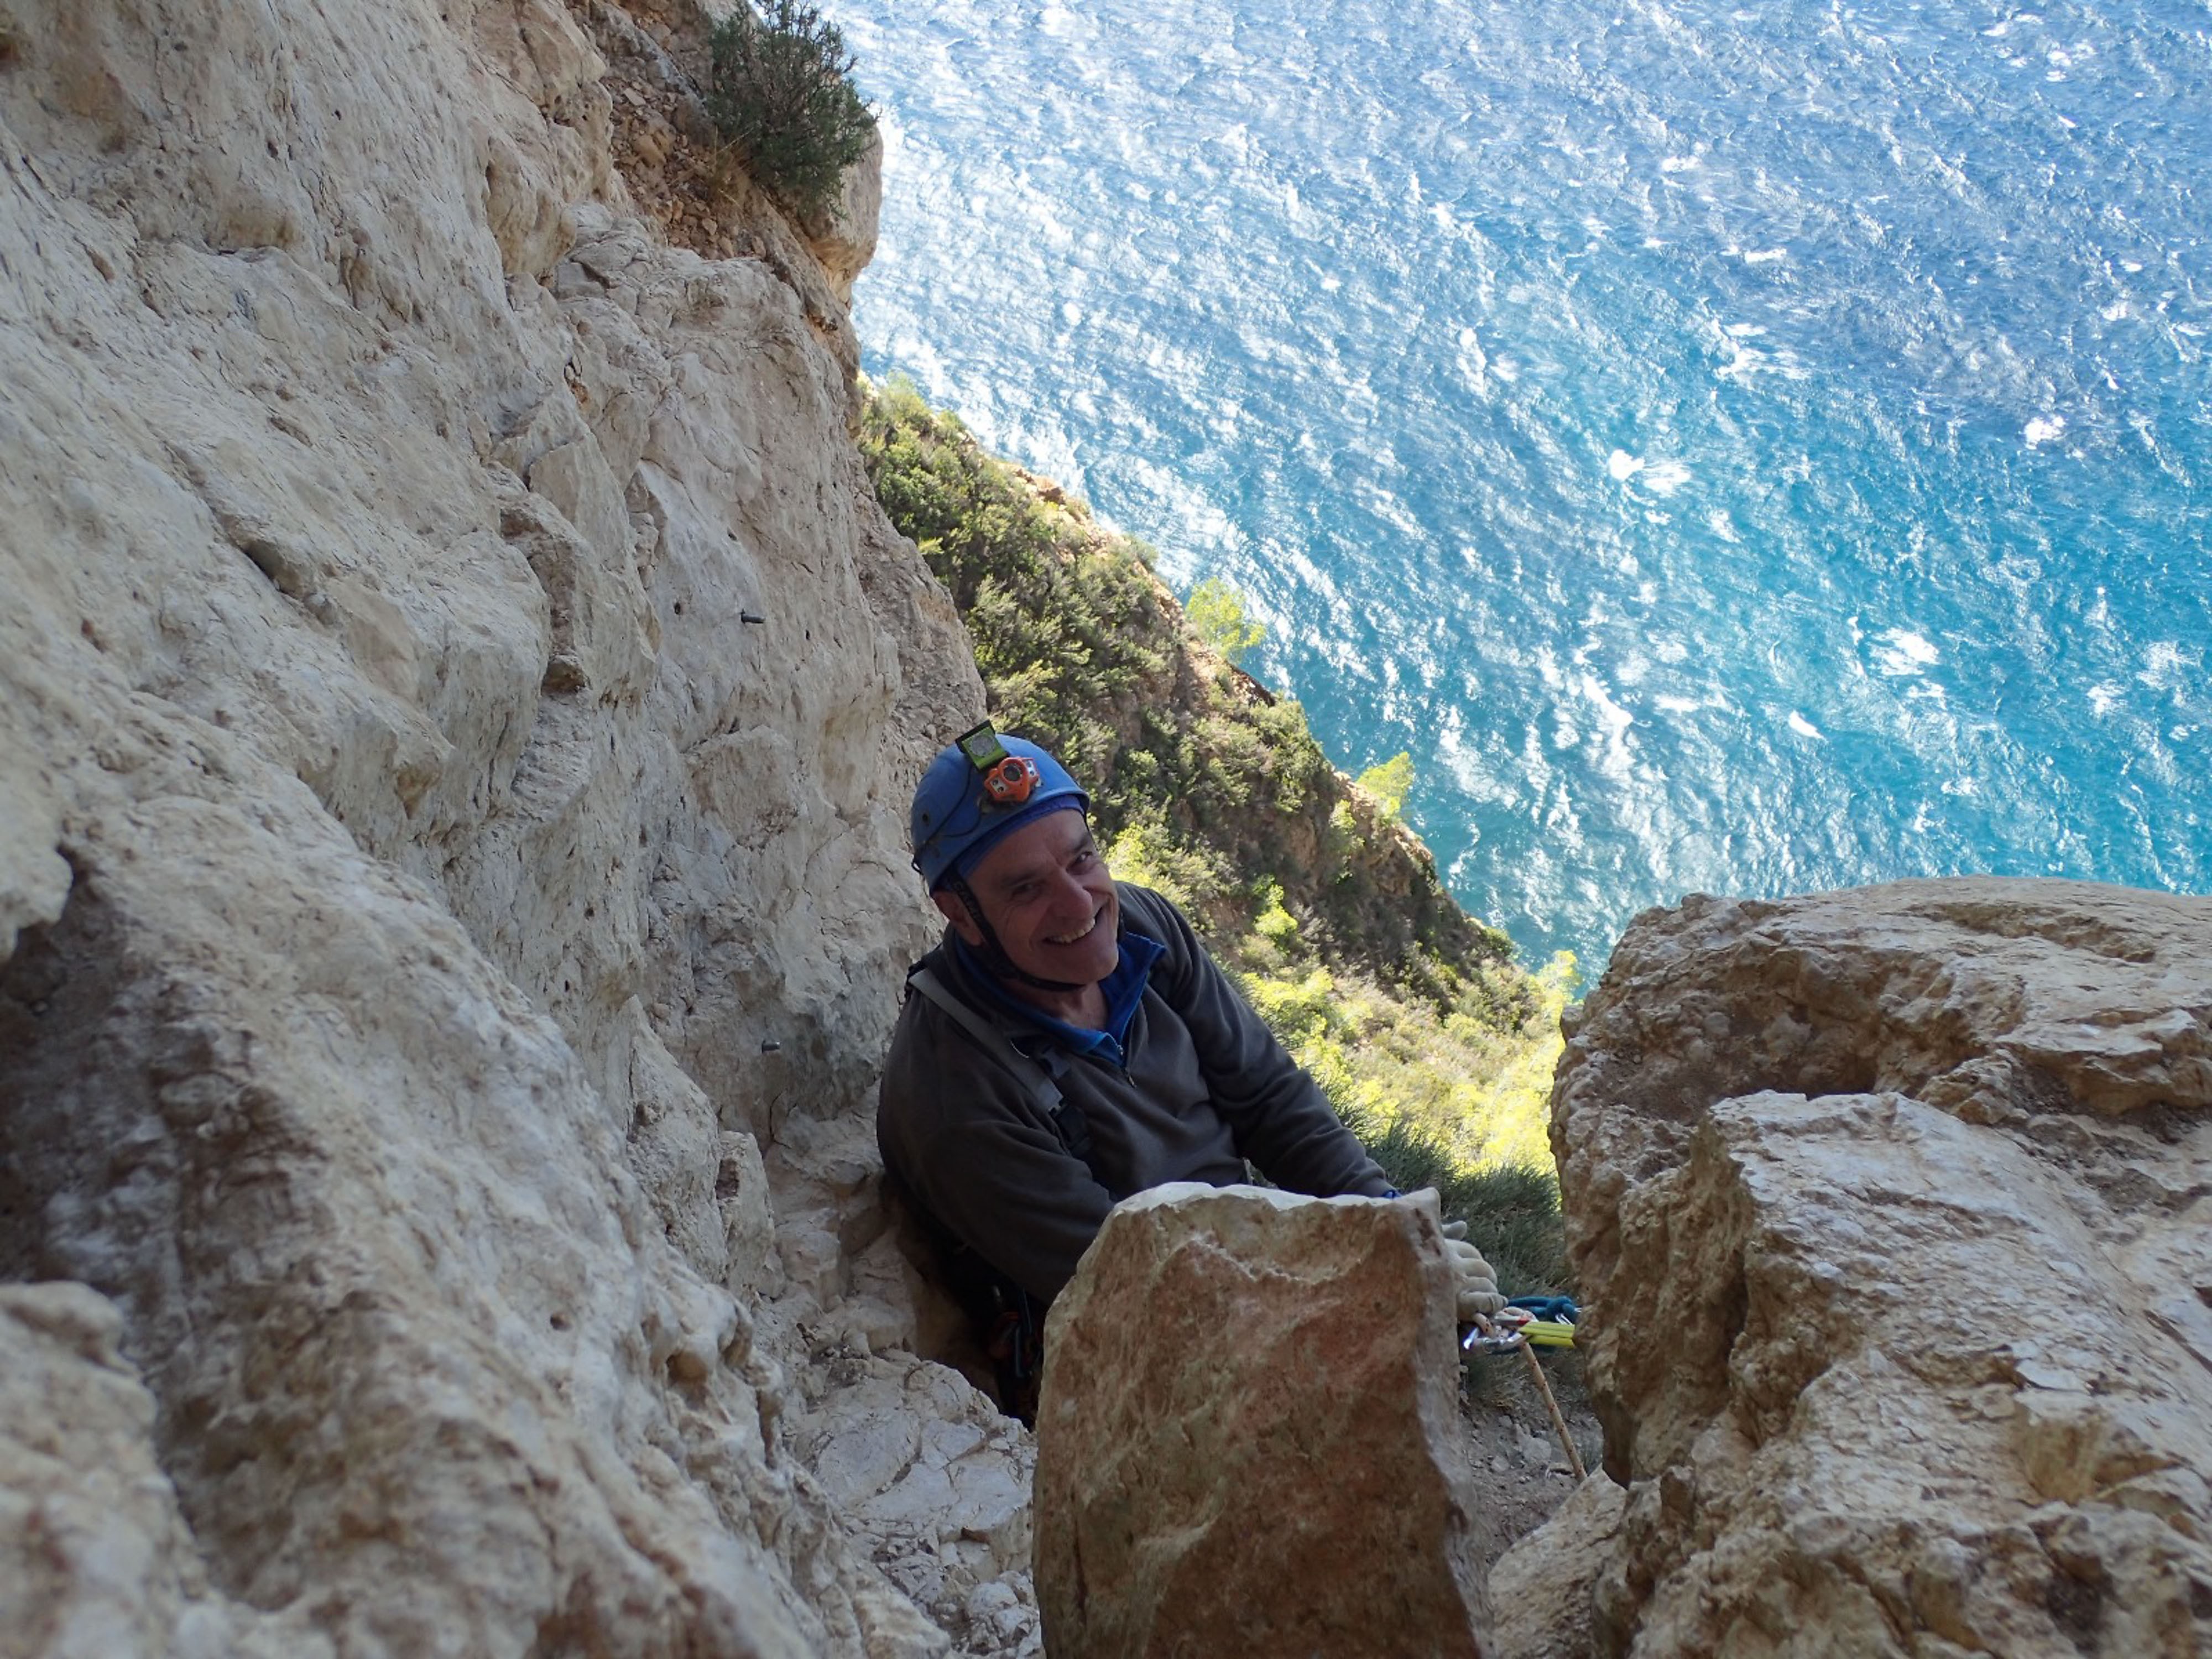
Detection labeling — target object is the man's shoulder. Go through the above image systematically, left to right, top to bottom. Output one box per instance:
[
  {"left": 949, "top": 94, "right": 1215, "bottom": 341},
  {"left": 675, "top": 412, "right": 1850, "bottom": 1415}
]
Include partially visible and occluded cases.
[
  {"left": 1113, "top": 880, "right": 1189, "bottom": 943},
  {"left": 883, "top": 950, "right": 1014, "bottom": 1104},
  {"left": 879, "top": 956, "right": 1057, "bottom": 1180}
]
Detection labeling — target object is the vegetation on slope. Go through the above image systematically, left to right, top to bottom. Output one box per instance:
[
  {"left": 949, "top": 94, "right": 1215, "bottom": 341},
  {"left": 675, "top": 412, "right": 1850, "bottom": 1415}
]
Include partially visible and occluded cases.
[
  {"left": 705, "top": 0, "right": 876, "bottom": 223},
  {"left": 859, "top": 375, "right": 1574, "bottom": 1294}
]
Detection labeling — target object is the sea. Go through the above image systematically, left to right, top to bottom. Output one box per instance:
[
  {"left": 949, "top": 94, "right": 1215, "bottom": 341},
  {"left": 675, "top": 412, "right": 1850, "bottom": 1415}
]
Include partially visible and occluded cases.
[{"left": 824, "top": 0, "right": 2212, "bottom": 972}]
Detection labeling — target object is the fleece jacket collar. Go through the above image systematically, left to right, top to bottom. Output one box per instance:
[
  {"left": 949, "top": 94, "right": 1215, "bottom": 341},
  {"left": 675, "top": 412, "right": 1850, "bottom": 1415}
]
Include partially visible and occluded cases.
[{"left": 952, "top": 927, "right": 1168, "bottom": 1068}]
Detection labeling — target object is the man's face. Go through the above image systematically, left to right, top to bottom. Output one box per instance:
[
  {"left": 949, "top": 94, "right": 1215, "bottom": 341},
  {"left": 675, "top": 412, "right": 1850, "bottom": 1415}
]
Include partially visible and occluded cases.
[{"left": 937, "top": 808, "right": 1120, "bottom": 987}]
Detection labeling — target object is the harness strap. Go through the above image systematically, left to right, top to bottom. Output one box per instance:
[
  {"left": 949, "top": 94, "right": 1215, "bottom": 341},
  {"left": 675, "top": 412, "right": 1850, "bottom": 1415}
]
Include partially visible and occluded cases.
[
  {"left": 903, "top": 963, "right": 1109, "bottom": 1420},
  {"left": 907, "top": 966, "right": 1099, "bottom": 1174}
]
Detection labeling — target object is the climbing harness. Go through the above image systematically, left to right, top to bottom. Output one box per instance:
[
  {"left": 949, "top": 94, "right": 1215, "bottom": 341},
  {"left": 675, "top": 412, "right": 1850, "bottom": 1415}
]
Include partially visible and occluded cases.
[{"left": 1506, "top": 1293, "right": 1579, "bottom": 1326}]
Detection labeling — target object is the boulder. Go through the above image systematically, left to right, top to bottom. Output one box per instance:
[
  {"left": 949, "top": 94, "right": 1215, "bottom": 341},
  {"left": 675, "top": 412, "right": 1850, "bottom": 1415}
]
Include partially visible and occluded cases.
[
  {"left": 1496, "top": 879, "right": 2212, "bottom": 1656},
  {"left": 1033, "top": 1184, "right": 1489, "bottom": 1659},
  {"left": 1486, "top": 1475, "right": 1625, "bottom": 1659}
]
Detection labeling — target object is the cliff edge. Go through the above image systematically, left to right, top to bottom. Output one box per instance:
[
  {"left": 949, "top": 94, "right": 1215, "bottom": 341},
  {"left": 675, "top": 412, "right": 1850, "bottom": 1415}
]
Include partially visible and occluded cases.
[{"left": 8, "top": 4, "right": 2209, "bottom": 1658}]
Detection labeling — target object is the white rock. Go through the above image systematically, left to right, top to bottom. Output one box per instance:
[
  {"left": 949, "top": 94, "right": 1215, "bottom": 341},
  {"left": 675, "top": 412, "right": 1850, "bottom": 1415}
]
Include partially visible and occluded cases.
[
  {"left": 0, "top": 0, "right": 989, "bottom": 1651},
  {"left": 1503, "top": 879, "right": 2212, "bottom": 1657},
  {"left": 1033, "top": 1185, "right": 1489, "bottom": 1658},
  {"left": 0, "top": 1284, "right": 326, "bottom": 1659}
]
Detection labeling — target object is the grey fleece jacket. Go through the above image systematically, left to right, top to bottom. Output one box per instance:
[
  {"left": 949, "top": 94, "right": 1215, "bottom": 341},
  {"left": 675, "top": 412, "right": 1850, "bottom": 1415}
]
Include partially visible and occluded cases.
[{"left": 876, "top": 881, "right": 1392, "bottom": 1302}]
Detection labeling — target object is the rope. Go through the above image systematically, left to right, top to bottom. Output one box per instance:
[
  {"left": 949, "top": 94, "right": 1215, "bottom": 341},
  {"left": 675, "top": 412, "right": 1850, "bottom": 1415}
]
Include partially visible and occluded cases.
[
  {"left": 1463, "top": 1296, "right": 1587, "bottom": 1478},
  {"left": 1521, "top": 1342, "right": 1587, "bottom": 1480}
]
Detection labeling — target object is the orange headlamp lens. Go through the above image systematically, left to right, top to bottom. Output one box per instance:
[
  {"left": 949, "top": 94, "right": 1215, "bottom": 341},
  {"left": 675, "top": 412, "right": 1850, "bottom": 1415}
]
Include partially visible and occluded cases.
[{"left": 981, "top": 754, "right": 1040, "bottom": 806}]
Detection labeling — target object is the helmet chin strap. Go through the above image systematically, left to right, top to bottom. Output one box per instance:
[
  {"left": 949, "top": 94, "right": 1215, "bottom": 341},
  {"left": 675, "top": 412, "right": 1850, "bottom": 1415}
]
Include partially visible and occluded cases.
[{"left": 943, "top": 874, "right": 1088, "bottom": 994}]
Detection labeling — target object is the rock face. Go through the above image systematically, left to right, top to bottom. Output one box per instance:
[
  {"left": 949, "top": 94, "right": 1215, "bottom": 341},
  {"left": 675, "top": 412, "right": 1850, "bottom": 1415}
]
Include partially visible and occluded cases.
[
  {"left": 0, "top": 1, "right": 1035, "bottom": 1654},
  {"left": 1495, "top": 880, "right": 2212, "bottom": 1658},
  {"left": 1033, "top": 1185, "right": 1490, "bottom": 1659},
  {"left": 0, "top": 1283, "right": 324, "bottom": 1659}
]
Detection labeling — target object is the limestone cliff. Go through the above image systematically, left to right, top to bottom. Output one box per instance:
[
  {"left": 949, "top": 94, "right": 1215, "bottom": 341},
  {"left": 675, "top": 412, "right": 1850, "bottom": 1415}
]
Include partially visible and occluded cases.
[
  {"left": 0, "top": 1, "right": 1034, "bottom": 1653},
  {"left": 10, "top": 4, "right": 2208, "bottom": 1657},
  {"left": 1495, "top": 880, "right": 2212, "bottom": 1657}
]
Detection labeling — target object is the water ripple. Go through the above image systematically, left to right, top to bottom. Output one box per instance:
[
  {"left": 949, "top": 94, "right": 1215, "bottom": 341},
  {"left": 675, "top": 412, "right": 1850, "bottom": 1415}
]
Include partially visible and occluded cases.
[{"left": 832, "top": 0, "right": 2212, "bottom": 967}]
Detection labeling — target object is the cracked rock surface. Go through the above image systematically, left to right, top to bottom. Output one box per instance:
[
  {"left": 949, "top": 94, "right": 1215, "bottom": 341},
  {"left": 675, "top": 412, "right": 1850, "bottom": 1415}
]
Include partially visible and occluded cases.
[
  {"left": 0, "top": 1, "right": 1031, "bottom": 1653},
  {"left": 1494, "top": 880, "right": 2212, "bottom": 1658},
  {"left": 1034, "top": 1185, "right": 1490, "bottom": 1659}
]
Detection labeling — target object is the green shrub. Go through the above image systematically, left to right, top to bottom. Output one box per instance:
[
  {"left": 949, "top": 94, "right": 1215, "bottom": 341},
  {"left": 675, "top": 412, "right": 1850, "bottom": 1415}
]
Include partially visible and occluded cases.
[
  {"left": 706, "top": 0, "right": 876, "bottom": 222},
  {"left": 1186, "top": 577, "right": 1266, "bottom": 666},
  {"left": 1356, "top": 751, "right": 1415, "bottom": 824},
  {"left": 1102, "top": 817, "right": 1233, "bottom": 919},
  {"left": 1251, "top": 880, "right": 1299, "bottom": 945},
  {"left": 1239, "top": 946, "right": 1562, "bottom": 1180}
]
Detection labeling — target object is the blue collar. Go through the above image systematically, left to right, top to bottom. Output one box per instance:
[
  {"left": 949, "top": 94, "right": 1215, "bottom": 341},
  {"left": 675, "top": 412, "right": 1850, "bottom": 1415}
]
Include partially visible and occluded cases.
[{"left": 953, "top": 927, "right": 1167, "bottom": 1067}]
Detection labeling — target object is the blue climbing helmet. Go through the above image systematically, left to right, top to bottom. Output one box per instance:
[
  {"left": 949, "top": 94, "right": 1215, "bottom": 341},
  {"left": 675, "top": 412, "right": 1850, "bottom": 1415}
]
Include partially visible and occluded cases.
[{"left": 910, "top": 724, "right": 1089, "bottom": 891}]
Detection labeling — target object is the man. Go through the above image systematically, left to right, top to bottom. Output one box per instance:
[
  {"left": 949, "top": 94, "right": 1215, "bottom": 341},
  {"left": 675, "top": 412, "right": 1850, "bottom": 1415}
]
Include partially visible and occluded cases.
[{"left": 877, "top": 726, "right": 1502, "bottom": 1401}]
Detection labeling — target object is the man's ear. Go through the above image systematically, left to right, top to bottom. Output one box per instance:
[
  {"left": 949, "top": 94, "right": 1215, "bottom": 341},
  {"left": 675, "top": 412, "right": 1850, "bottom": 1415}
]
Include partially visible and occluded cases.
[{"left": 932, "top": 888, "right": 985, "bottom": 947}]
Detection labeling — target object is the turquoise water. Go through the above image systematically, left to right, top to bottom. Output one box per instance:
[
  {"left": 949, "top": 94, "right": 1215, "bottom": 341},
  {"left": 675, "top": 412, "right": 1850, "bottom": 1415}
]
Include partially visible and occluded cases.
[{"left": 827, "top": 0, "right": 2212, "bottom": 968}]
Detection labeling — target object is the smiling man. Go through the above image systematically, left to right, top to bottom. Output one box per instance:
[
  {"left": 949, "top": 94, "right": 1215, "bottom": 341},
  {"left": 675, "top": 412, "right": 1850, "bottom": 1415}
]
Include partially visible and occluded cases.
[{"left": 877, "top": 726, "right": 1498, "bottom": 1412}]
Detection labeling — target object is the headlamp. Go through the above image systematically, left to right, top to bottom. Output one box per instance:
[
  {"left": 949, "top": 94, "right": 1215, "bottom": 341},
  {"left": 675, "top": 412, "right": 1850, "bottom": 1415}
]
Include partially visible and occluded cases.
[{"left": 957, "top": 721, "right": 1040, "bottom": 806}]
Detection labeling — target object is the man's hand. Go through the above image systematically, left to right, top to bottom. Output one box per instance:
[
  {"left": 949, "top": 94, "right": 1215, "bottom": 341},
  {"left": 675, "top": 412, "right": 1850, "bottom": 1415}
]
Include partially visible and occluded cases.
[
  {"left": 1396, "top": 1188, "right": 1507, "bottom": 1319},
  {"left": 1440, "top": 1218, "right": 1505, "bottom": 1318}
]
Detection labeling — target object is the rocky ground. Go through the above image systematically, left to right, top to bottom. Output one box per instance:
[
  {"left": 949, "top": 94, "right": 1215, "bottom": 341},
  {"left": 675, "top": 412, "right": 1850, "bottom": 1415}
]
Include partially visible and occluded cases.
[{"left": 1458, "top": 1353, "right": 1604, "bottom": 1573}]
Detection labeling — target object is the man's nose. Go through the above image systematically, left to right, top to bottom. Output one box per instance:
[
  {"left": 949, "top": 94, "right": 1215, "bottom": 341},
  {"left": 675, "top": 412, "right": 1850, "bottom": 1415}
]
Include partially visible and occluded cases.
[{"left": 1044, "top": 869, "right": 1093, "bottom": 911}]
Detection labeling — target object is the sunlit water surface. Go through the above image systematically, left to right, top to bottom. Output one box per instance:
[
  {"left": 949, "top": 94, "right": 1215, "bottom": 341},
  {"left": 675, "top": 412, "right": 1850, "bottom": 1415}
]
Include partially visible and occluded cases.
[{"left": 829, "top": 0, "right": 2212, "bottom": 969}]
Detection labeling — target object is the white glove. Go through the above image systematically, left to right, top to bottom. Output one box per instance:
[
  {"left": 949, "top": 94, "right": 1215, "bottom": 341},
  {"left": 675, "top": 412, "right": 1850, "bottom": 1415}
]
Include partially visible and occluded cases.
[{"left": 1441, "top": 1218, "right": 1505, "bottom": 1319}]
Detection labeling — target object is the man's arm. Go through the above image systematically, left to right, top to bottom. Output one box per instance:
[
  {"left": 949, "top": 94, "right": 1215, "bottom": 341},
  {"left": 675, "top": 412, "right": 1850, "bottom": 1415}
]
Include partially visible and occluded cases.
[
  {"left": 1119, "top": 884, "right": 1393, "bottom": 1199},
  {"left": 878, "top": 994, "right": 1117, "bottom": 1303}
]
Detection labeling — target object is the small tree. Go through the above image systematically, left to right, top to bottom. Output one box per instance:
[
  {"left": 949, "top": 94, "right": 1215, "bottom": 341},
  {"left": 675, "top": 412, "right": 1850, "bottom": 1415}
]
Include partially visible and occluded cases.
[
  {"left": 706, "top": 0, "right": 877, "bottom": 223},
  {"left": 1186, "top": 577, "right": 1265, "bottom": 667},
  {"left": 1357, "top": 752, "right": 1415, "bottom": 824}
]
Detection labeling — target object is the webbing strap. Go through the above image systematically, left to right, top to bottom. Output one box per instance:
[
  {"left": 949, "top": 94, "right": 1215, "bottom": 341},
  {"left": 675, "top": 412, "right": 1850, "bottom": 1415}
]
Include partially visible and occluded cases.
[
  {"left": 907, "top": 966, "right": 1098, "bottom": 1171},
  {"left": 909, "top": 967, "right": 1061, "bottom": 1107}
]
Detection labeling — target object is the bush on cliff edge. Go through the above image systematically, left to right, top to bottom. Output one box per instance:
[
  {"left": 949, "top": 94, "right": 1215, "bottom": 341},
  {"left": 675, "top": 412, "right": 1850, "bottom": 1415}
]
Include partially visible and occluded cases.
[{"left": 706, "top": 0, "right": 875, "bottom": 222}]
